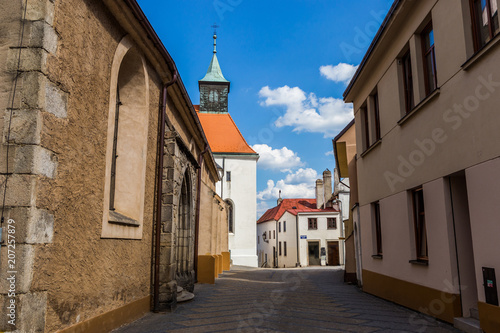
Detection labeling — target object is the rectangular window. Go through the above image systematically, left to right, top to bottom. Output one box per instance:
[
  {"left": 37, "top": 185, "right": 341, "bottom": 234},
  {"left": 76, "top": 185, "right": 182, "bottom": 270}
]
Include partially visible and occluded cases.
[
  {"left": 470, "top": 0, "right": 499, "bottom": 52},
  {"left": 422, "top": 22, "right": 437, "bottom": 95},
  {"left": 402, "top": 50, "right": 414, "bottom": 113},
  {"left": 373, "top": 93, "right": 381, "bottom": 141},
  {"left": 362, "top": 107, "right": 370, "bottom": 150},
  {"left": 226, "top": 171, "right": 231, "bottom": 181},
  {"left": 412, "top": 187, "right": 428, "bottom": 260},
  {"left": 373, "top": 202, "right": 382, "bottom": 256},
  {"left": 327, "top": 217, "right": 337, "bottom": 229},
  {"left": 308, "top": 218, "right": 317, "bottom": 230},
  {"left": 284, "top": 221, "right": 286, "bottom": 232},
  {"left": 279, "top": 222, "right": 281, "bottom": 232},
  {"left": 269, "top": 230, "right": 271, "bottom": 240},
  {"left": 273, "top": 230, "right": 275, "bottom": 239},
  {"left": 284, "top": 241, "right": 287, "bottom": 256},
  {"left": 279, "top": 242, "right": 282, "bottom": 256}
]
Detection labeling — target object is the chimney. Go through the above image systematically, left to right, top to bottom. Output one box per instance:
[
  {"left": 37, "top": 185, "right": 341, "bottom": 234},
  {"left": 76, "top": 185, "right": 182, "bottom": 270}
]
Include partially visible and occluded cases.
[
  {"left": 333, "top": 168, "right": 340, "bottom": 194},
  {"left": 323, "top": 169, "right": 332, "bottom": 205},
  {"left": 315, "top": 179, "right": 324, "bottom": 209},
  {"left": 277, "top": 190, "right": 283, "bottom": 205}
]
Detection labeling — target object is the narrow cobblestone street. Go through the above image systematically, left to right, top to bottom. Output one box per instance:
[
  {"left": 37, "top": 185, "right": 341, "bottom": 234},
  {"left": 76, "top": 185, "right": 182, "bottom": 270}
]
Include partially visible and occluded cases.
[{"left": 115, "top": 267, "right": 461, "bottom": 333}]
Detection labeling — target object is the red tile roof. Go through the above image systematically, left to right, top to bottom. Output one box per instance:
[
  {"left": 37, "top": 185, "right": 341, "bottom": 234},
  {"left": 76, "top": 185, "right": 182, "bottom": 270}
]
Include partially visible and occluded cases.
[
  {"left": 195, "top": 105, "right": 257, "bottom": 154},
  {"left": 257, "top": 199, "right": 338, "bottom": 224}
]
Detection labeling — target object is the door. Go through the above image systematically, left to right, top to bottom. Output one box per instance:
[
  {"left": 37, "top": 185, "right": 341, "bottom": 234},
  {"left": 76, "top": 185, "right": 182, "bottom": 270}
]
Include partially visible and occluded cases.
[
  {"left": 448, "top": 172, "right": 478, "bottom": 317},
  {"left": 308, "top": 241, "right": 320, "bottom": 266},
  {"left": 328, "top": 241, "right": 340, "bottom": 266},
  {"left": 273, "top": 246, "right": 276, "bottom": 268}
]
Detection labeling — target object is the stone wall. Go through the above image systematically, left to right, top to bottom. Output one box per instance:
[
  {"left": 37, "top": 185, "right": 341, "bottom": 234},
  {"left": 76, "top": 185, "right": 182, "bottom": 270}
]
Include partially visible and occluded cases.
[
  {"left": 0, "top": 0, "right": 159, "bottom": 331},
  {"left": 157, "top": 128, "right": 198, "bottom": 309}
]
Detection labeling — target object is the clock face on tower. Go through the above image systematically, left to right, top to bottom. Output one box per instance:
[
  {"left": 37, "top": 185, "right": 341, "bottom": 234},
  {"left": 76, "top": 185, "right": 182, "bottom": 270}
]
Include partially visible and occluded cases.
[{"left": 200, "top": 84, "right": 229, "bottom": 113}]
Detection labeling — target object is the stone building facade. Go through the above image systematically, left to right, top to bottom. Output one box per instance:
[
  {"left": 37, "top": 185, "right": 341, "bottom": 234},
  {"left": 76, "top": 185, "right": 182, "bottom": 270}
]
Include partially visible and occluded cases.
[{"left": 0, "top": 0, "right": 224, "bottom": 331}]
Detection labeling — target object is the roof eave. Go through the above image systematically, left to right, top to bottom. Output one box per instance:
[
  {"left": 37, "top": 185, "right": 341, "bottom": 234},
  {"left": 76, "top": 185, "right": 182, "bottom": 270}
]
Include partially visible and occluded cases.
[{"left": 343, "top": 0, "right": 402, "bottom": 102}]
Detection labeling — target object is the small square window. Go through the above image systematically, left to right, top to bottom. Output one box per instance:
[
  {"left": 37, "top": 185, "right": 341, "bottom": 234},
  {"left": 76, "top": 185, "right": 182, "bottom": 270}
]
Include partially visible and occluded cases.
[
  {"left": 226, "top": 171, "right": 231, "bottom": 181},
  {"left": 308, "top": 218, "right": 317, "bottom": 230},
  {"left": 327, "top": 218, "right": 337, "bottom": 229}
]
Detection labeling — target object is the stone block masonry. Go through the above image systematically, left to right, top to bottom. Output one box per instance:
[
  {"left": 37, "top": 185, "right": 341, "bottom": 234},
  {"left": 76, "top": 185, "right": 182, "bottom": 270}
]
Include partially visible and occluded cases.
[
  {"left": 0, "top": 0, "right": 59, "bottom": 331},
  {"left": 156, "top": 128, "right": 198, "bottom": 311}
]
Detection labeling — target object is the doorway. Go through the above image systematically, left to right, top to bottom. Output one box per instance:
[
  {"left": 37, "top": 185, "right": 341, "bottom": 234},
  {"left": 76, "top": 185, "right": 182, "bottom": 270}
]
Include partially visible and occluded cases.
[
  {"left": 448, "top": 172, "right": 478, "bottom": 318},
  {"left": 308, "top": 241, "right": 320, "bottom": 266},
  {"left": 328, "top": 241, "right": 340, "bottom": 266},
  {"left": 273, "top": 246, "right": 276, "bottom": 268}
]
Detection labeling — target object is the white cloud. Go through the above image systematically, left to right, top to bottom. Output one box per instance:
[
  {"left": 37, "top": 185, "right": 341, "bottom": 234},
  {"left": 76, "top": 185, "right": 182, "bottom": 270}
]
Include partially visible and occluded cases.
[
  {"left": 320, "top": 63, "right": 359, "bottom": 84},
  {"left": 259, "top": 85, "right": 353, "bottom": 138},
  {"left": 252, "top": 144, "right": 304, "bottom": 172},
  {"left": 325, "top": 150, "right": 334, "bottom": 156},
  {"left": 257, "top": 168, "right": 318, "bottom": 201},
  {"left": 284, "top": 168, "right": 318, "bottom": 184},
  {"left": 257, "top": 201, "right": 270, "bottom": 217}
]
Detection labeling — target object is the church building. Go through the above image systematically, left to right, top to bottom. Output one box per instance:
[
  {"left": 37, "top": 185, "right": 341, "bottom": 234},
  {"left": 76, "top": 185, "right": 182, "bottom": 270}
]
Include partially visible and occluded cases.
[{"left": 197, "top": 33, "right": 259, "bottom": 267}]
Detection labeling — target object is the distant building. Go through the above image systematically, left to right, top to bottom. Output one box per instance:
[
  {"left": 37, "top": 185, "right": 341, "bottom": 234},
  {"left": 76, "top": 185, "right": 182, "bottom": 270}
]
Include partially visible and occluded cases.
[
  {"left": 344, "top": 0, "right": 500, "bottom": 330},
  {"left": 196, "top": 33, "right": 259, "bottom": 267},
  {"left": 333, "top": 120, "right": 360, "bottom": 284},
  {"left": 257, "top": 172, "right": 341, "bottom": 268}
]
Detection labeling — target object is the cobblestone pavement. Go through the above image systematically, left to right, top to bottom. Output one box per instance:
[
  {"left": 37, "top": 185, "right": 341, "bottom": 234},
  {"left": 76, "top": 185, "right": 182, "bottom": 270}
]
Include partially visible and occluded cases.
[{"left": 114, "top": 267, "right": 461, "bottom": 333}]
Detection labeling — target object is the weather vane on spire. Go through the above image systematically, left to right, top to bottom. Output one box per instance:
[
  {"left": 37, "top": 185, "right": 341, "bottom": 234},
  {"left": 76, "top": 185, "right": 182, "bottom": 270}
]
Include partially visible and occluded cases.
[{"left": 211, "top": 23, "right": 219, "bottom": 54}]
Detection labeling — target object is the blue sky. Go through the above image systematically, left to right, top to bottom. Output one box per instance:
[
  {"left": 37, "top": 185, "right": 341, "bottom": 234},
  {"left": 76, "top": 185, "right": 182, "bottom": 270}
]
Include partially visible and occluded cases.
[{"left": 136, "top": 0, "right": 394, "bottom": 216}]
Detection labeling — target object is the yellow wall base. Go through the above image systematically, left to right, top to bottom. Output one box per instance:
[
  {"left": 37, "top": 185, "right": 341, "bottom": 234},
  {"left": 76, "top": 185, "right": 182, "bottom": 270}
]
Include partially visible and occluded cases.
[
  {"left": 222, "top": 252, "right": 230, "bottom": 271},
  {"left": 216, "top": 254, "right": 223, "bottom": 274},
  {"left": 197, "top": 255, "right": 217, "bottom": 284},
  {"left": 362, "top": 270, "right": 461, "bottom": 323},
  {"left": 58, "top": 295, "right": 150, "bottom": 333},
  {"left": 478, "top": 301, "right": 500, "bottom": 333}
]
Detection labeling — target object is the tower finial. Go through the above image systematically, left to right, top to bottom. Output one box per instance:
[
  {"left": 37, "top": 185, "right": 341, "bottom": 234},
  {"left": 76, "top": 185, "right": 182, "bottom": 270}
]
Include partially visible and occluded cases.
[{"left": 211, "top": 23, "right": 219, "bottom": 54}]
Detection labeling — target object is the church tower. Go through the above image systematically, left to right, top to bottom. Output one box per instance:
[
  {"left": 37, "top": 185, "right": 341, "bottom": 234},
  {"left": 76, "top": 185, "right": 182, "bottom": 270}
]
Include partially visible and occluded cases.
[
  {"left": 196, "top": 31, "right": 259, "bottom": 267},
  {"left": 198, "top": 32, "right": 230, "bottom": 113}
]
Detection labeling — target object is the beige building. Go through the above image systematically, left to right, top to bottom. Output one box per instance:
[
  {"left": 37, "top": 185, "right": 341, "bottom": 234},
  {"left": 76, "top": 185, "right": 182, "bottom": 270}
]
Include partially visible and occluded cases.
[
  {"left": 0, "top": 0, "right": 226, "bottom": 332},
  {"left": 344, "top": 0, "right": 500, "bottom": 331},
  {"left": 333, "top": 120, "right": 360, "bottom": 284}
]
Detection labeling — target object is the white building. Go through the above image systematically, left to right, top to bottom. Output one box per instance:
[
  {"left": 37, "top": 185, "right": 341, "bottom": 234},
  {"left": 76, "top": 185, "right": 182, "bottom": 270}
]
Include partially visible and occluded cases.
[
  {"left": 197, "top": 34, "right": 259, "bottom": 267},
  {"left": 257, "top": 198, "right": 341, "bottom": 268}
]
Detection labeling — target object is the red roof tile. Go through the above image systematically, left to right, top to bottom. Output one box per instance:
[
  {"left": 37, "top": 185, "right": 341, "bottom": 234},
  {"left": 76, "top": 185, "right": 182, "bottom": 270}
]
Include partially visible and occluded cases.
[
  {"left": 195, "top": 105, "right": 257, "bottom": 154},
  {"left": 257, "top": 199, "right": 338, "bottom": 224}
]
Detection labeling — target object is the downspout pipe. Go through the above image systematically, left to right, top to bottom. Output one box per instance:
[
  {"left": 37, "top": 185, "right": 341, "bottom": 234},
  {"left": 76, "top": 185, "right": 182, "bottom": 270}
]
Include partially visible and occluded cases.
[
  {"left": 153, "top": 72, "right": 177, "bottom": 313},
  {"left": 194, "top": 144, "right": 210, "bottom": 282},
  {"left": 296, "top": 215, "right": 300, "bottom": 267}
]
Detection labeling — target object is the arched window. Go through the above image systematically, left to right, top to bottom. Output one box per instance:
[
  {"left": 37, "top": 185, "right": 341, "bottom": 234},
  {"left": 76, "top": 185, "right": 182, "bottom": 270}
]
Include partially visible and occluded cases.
[
  {"left": 101, "top": 36, "right": 149, "bottom": 239},
  {"left": 176, "top": 170, "right": 192, "bottom": 276},
  {"left": 226, "top": 200, "right": 234, "bottom": 234}
]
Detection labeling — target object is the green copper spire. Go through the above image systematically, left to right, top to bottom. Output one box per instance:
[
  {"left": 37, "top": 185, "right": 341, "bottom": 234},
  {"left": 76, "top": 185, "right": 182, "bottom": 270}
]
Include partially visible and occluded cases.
[
  {"left": 199, "top": 28, "right": 231, "bottom": 113},
  {"left": 200, "top": 33, "right": 229, "bottom": 83}
]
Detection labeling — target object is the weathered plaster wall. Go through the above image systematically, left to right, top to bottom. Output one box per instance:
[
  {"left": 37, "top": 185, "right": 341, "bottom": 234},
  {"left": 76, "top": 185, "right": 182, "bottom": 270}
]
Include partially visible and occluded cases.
[
  {"left": 0, "top": 0, "right": 161, "bottom": 331},
  {"left": 32, "top": 0, "right": 160, "bottom": 330}
]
